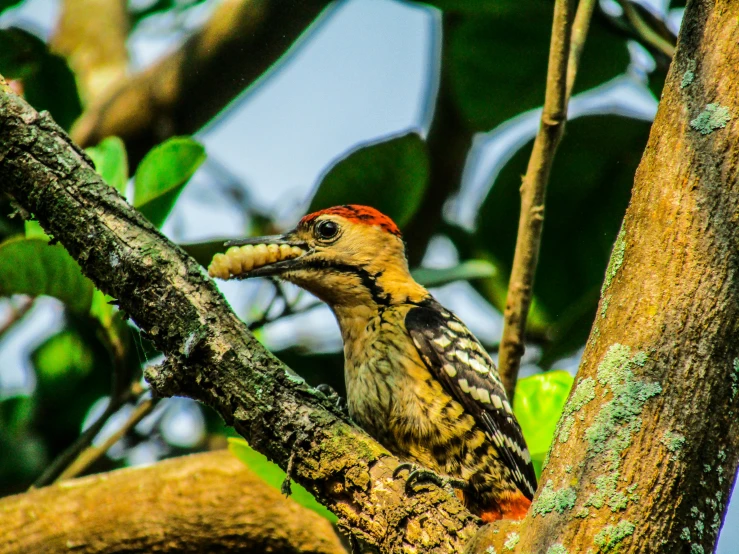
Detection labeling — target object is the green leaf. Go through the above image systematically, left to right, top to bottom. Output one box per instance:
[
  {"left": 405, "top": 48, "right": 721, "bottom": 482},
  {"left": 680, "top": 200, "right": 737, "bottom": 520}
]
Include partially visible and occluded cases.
[
  {"left": 0, "top": 0, "right": 24, "bottom": 15},
  {"left": 448, "top": 7, "right": 629, "bottom": 131},
  {"left": 0, "top": 28, "right": 82, "bottom": 130},
  {"left": 475, "top": 116, "right": 651, "bottom": 361},
  {"left": 309, "top": 133, "right": 430, "bottom": 228},
  {"left": 86, "top": 137, "right": 129, "bottom": 196},
  {"left": 134, "top": 137, "right": 206, "bottom": 228},
  {"left": 24, "top": 220, "right": 47, "bottom": 239},
  {"left": 0, "top": 237, "right": 93, "bottom": 312},
  {"left": 411, "top": 259, "right": 496, "bottom": 287},
  {"left": 33, "top": 330, "right": 94, "bottom": 383},
  {"left": 514, "top": 370, "right": 574, "bottom": 475},
  {"left": 228, "top": 437, "right": 338, "bottom": 523}
]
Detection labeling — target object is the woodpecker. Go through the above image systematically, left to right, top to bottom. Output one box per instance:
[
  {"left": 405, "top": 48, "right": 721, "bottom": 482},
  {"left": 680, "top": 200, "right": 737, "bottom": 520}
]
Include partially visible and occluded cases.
[{"left": 209, "top": 205, "right": 537, "bottom": 521}]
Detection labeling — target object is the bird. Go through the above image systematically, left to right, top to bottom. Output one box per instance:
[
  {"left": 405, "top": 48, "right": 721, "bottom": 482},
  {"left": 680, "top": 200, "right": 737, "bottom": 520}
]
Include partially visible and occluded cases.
[{"left": 208, "top": 204, "right": 537, "bottom": 521}]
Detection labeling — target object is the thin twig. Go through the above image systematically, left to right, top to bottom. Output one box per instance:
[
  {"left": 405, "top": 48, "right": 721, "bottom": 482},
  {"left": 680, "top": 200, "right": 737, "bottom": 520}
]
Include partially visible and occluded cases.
[
  {"left": 497, "top": 0, "right": 580, "bottom": 400},
  {"left": 566, "top": 0, "right": 597, "bottom": 97},
  {"left": 618, "top": 0, "right": 675, "bottom": 58},
  {"left": 32, "top": 320, "right": 135, "bottom": 488},
  {"left": 57, "top": 394, "right": 157, "bottom": 482},
  {"left": 31, "top": 395, "right": 126, "bottom": 488}
]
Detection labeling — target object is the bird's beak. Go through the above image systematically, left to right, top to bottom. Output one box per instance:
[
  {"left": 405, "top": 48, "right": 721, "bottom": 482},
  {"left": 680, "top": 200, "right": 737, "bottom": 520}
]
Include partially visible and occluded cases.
[{"left": 208, "top": 231, "right": 309, "bottom": 280}]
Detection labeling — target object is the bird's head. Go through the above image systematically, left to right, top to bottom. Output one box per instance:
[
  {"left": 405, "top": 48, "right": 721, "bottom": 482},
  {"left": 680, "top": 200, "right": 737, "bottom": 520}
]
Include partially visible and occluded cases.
[{"left": 209, "top": 205, "right": 427, "bottom": 309}]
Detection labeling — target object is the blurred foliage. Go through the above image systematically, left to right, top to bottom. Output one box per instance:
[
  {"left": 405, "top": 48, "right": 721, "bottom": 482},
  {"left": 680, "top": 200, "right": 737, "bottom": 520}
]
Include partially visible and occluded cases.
[
  {"left": 0, "top": 0, "right": 670, "bottom": 508},
  {"left": 129, "top": 0, "right": 209, "bottom": 27},
  {"left": 447, "top": 1, "right": 629, "bottom": 131},
  {"left": 0, "top": 27, "right": 81, "bottom": 130},
  {"left": 476, "top": 116, "right": 651, "bottom": 363},
  {"left": 310, "top": 133, "right": 430, "bottom": 228},
  {"left": 0, "top": 237, "right": 94, "bottom": 313},
  {"left": 513, "top": 370, "right": 574, "bottom": 478},
  {"left": 228, "top": 437, "right": 338, "bottom": 523}
]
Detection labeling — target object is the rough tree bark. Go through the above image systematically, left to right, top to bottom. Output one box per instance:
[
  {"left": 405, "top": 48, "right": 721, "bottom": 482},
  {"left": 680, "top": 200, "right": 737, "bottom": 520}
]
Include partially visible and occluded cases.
[
  {"left": 71, "top": 0, "right": 334, "bottom": 165},
  {"left": 481, "top": 0, "right": 739, "bottom": 551},
  {"left": 0, "top": 83, "right": 479, "bottom": 553},
  {"left": 0, "top": 451, "right": 345, "bottom": 554}
]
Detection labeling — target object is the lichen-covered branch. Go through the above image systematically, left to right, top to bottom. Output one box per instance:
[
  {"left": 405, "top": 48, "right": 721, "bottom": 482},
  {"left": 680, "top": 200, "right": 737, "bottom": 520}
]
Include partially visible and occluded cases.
[
  {"left": 71, "top": 0, "right": 333, "bottom": 165},
  {"left": 497, "top": 0, "right": 577, "bottom": 398},
  {"left": 0, "top": 87, "right": 479, "bottom": 554},
  {"left": 0, "top": 450, "right": 346, "bottom": 554}
]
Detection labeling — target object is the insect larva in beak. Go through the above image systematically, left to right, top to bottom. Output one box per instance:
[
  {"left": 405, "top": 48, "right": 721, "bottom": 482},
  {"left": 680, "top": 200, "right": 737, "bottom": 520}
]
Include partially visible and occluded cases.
[{"left": 208, "top": 242, "right": 306, "bottom": 279}]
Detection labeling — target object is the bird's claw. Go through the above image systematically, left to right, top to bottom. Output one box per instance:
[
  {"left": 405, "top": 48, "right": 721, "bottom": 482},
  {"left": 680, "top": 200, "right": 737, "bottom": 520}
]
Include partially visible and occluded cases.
[
  {"left": 316, "top": 383, "right": 349, "bottom": 415},
  {"left": 393, "top": 463, "right": 466, "bottom": 495}
]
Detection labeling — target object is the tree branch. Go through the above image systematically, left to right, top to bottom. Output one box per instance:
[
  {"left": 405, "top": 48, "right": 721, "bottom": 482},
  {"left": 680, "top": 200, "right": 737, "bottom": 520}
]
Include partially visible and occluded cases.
[
  {"left": 71, "top": 0, "right": 334, "bottom": 166},
  {"left": 497, "top": 0, "right": 578, "bottom": 399},
  {"left": 0, "top": 85, "right": 480, "bottom": 553},
  {"left": 1, "top": 450, "right": 346, "bottom": 554}
]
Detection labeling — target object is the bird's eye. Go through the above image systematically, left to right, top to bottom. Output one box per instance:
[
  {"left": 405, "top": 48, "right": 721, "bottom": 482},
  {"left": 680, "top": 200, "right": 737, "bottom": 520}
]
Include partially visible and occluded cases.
[{"left": 315, "top": 220, "right": 339, "bottom": 241}]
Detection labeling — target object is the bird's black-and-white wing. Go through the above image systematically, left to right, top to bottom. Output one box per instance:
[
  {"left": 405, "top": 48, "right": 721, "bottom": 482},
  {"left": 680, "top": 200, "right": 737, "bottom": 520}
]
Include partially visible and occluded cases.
[{"left": 405, "top": 298, "right": 537, "bottom": 499}]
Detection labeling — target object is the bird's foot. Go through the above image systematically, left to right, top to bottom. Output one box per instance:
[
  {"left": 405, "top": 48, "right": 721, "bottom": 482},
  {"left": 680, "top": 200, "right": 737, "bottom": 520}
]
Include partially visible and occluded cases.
[
  {"left": 316, "top": 384, "right": 349, "bottom": 416},
  {"left": 393, "top": 462, "right": 466, "bottom": 496}
]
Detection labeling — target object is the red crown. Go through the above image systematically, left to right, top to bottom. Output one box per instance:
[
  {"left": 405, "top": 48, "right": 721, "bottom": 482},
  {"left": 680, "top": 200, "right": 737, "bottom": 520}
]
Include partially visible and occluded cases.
[{"left": 300, "top": 205, "right": 402, "bottom": 237}]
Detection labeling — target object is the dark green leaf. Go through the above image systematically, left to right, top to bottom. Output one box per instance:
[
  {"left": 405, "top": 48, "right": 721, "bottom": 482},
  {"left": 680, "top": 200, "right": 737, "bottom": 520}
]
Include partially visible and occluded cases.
[
  {"left": 0, "top": 0, "right": 23, "bottom": 15},
  {"left": 448, "top": 7, "right": 630, "bottom": 131},
  {"left": 0, "top": 28, "right": 82, "bottom": 130},
  {"left": 475, "top": 116, "right": 651, "bottom": 360},
  {"left": 309, "top": 133, "right": 430, "bottom": 228},
  {"left": 86, "top": 137, "right": 129, "bottom": 195},
  {"left": 134, "top": 137, "right": 206, "bottom": 228},
  {"left": 0, "top": 237, "right": 93, "bottom": 312},
  {"left": 412, "top": 259, "right": 496, "bottom": 287},
  {"left": 514, "top": 370, "right": 574, "bottom": 476},
  {"left": 228, "top": 438, "right": 338, "bottom": 523}
]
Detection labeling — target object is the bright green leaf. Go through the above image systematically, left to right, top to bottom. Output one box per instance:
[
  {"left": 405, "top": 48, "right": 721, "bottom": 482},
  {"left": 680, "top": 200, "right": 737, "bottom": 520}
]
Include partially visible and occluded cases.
[
  {"left": 309, "top": 133, "right": 429, "bottom": 228},
  {"left": 86, "top": 137, "right": 129, "bottom": 196},
  {"left": 134, "top": 137, "right": 206, "bottom": 228},
  {"left": 24, "top": 220, "right": 47, "bottom": 239},
  {"left": 0, "top": 237, "right": 93, "bottom": 312},
  {"left": 412, "top": 259, "right": 496, "bottom": 287},
  {"left": 33, "top": 330, "right": 94, "bottom": 382},
  {"left": 514, "top": 370, "right": 574, "bottom": 471},
  {"left": 228, "top": 437, "right": 337, "bottom": 523}
]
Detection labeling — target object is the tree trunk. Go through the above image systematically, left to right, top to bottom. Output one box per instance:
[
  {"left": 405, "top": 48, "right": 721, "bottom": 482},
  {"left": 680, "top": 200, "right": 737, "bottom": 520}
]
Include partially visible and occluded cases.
[{"left": 507, "top": 0, "right": 739, "bottom": 551}]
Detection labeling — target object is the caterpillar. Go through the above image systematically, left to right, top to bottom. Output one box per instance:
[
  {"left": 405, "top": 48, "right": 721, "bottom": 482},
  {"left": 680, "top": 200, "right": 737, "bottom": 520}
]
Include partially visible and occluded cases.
[{"left": 208, "top": 243, "right": 305, "bottom": 280}]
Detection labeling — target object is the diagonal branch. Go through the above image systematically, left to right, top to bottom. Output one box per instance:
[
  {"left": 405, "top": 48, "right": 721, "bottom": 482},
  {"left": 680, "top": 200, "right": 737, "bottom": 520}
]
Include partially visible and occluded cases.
[{"left": 0, "top": 84, "right": 480, "bottom": 554}]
